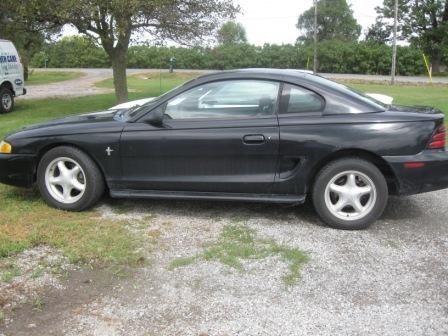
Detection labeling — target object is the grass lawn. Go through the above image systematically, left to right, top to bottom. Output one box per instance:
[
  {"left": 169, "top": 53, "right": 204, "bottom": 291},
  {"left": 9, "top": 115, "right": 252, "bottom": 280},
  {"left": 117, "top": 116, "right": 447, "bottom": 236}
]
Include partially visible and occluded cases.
[
  {"left": 26, "top": 71, "right": 84, "bottom": 86},
  {"left": 95, "top": 71, "right": 200, "bottom": 96},
  {"left": 0, "top": 72, "right": 447, "bottom": 267},
  {"left": 349, "top": 82, "right": 448, "bottom": 115},
  {"left": 0, "top": 185, "right": 143, "bottom": 265}
]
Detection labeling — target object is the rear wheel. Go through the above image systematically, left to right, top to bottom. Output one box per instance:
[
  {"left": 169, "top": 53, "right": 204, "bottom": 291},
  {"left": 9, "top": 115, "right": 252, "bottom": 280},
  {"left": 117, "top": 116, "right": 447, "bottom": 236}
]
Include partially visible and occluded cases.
[
  {"left": 0, "top": 87, "right": 14, "bottom": 113},
  {"left": 37, "top": 146, "right": 105, "bottom": 211},
  {"left": 312, "top": 158, "right": 388, "bottom": 230}
]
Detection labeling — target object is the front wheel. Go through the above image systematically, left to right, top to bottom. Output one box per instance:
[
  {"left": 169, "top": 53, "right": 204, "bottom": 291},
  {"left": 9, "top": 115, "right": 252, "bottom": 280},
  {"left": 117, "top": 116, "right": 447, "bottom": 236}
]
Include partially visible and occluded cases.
[
  {"left": 0, "top": 87, "right": 14, "bottom": 113},
  {"left": 37, "top": 146, "right": 105, "bottom": 211},
  {"left": 312, "top": 158, "right": 388, "bottom": 230}
]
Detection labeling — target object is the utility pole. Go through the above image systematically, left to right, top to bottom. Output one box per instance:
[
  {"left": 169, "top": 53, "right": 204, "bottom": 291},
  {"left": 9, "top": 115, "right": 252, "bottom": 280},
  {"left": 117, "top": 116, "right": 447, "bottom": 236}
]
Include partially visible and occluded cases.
[
  {"left": 313, "top": 0, "right": 318, "bottom": 74},
  {"left": 391, "top": 0, "right": 398, "bottom": 85}
]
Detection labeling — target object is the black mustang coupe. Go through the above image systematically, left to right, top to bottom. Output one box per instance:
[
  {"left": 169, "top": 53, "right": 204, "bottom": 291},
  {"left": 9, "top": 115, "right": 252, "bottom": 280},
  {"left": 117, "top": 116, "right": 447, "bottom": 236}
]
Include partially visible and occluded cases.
[{"left": 0, "top": 69, "right": 447, "bottom": 230}]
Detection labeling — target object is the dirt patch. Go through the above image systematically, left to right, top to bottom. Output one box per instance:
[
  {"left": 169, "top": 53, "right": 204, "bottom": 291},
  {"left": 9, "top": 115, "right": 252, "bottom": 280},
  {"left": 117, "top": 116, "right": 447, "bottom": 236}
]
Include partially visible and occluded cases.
[
  {"left": 0, "top": 246, "right": 72, "bottom": 325},
  {"left": 1, "top": 266, "right": 128, "bottom": 336}
]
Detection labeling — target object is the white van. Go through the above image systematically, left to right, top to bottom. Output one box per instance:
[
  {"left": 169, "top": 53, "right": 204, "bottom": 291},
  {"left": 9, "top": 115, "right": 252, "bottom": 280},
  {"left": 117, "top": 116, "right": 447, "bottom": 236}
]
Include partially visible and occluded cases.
[{"left": 0, "top": 39, "right": 26, "bottom": 113}]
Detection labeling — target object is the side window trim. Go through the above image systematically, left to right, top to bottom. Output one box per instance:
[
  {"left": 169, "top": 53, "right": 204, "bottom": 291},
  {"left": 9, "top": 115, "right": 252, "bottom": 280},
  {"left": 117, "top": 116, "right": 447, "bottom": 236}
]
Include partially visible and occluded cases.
[{"left": 279, "top": 83, "right": 325, "bottom": 116}]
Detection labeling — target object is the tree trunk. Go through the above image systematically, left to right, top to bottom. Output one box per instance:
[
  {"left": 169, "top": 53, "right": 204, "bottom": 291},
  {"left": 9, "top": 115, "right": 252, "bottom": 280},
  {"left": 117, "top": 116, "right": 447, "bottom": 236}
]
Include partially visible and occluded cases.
[
  {"left": 110, "top": 49, "right": 128, "bottom": 103},
  {"left": 431, "top": 49, "right": 442, "bottom": 74},
  {"left": 20, "top": 53, "right": 29, "bottom": 81},
  {"left": 23, "top": 65, "right": 29, "bottom": 81}
]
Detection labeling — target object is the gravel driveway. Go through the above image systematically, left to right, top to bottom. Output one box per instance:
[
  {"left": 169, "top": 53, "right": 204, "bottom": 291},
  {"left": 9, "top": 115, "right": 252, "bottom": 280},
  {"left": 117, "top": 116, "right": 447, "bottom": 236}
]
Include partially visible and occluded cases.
[
  {"left": 20, "top": 68, "right": 211, "bottom": 100},
  {"left": 21, "top": 69, "right": 124, "bottom": 100},
  {"left": 2, "top": 189, "right": 447, "bottom": 336}
]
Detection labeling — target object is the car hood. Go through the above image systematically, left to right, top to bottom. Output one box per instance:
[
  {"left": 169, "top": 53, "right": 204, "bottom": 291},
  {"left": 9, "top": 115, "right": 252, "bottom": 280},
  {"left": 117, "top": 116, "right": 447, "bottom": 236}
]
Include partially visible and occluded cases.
[
  {"left": 18, "top": 96, "right": 157, "bottom": 134},
  {"left": 8, "top": 110, "right": 126, "bottom": 140},
  {"left": 23, "top": 110, "right": 120, "bottom": 130}
]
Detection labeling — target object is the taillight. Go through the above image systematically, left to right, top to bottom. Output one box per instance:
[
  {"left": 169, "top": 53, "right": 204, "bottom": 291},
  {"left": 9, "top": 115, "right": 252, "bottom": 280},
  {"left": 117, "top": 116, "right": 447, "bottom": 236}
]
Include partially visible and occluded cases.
[{"left": 427, "top": 125, "right": 446, "bottom": 150}]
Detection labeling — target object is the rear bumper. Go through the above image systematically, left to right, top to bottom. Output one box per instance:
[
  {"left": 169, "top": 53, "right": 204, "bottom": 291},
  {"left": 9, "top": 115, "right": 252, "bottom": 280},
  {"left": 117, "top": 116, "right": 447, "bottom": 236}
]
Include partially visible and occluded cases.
[
  {"left": 384, "top": 150, "right": 448, "bottom": 195},
  {"left": 0, "top": 154, "right": 37, "bottom": 187}
]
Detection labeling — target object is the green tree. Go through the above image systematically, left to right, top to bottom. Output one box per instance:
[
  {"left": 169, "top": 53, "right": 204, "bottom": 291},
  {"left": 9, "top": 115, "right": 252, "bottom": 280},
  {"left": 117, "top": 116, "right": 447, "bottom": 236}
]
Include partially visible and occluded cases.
[
  {"left": 0, "top": 0, "right": 60, "bottom": 80},
  {"left": 32, "top": 0, "right": 238, "bottom": 103},
  {"left": 297, "top": 0, "right": 361, "bottom": 43},
  {"left": 373, "top": 0, "right": 448, "bottom": 72},
  {"left": 217, "top": 21, "right": 248, "bottom": 45},
  {"left": 365, "top": 21, "right": 391, "bottom": 43},
  {"left": 37, "top": 36, "right": 110, "bottom": 68}
]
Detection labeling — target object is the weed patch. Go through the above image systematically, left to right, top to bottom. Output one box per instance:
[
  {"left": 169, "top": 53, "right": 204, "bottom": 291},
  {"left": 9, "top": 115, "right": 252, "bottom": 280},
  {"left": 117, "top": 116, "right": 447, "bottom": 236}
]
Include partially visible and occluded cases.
[
  {"left": 170, "top": 224, "right": 309, "bottom": 286},
  {"left": 0, "top": 264, "right": 21, "bottom": 283}
]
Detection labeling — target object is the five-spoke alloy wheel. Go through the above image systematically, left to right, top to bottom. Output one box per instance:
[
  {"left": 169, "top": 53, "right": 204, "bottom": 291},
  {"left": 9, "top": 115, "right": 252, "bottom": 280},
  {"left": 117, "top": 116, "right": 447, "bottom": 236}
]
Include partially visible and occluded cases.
[
  {"left": 37, "top": 146, "right": 105, "bottom": 211},
  {"left": 45, "top": 157, "right": 87, "bottom": 204},
  {"left": 313, "top": 158, "right": 388, "bottom": 230},
  {"left": 325, "top": 171, "right": 377, "bottom": 221}
]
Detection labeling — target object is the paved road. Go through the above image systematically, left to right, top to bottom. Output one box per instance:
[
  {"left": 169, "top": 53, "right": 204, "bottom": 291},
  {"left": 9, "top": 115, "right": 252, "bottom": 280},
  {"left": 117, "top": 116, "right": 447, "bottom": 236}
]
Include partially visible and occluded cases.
[{"left": 20, "top": 68, "right": 447, "bottom": 101}]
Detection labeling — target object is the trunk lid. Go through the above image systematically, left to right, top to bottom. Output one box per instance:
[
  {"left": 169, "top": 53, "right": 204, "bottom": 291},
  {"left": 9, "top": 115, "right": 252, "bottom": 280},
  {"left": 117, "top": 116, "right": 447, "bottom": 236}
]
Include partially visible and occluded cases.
[{"left": 388, "top": 104, "right": 443, "bottom": 115}]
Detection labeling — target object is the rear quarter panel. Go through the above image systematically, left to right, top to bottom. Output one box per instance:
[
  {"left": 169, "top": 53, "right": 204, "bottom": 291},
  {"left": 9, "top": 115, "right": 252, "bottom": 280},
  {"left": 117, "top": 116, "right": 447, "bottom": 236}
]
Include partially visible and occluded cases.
[{"left": 275, "top": 111, "right": 440, "bottom": 195}]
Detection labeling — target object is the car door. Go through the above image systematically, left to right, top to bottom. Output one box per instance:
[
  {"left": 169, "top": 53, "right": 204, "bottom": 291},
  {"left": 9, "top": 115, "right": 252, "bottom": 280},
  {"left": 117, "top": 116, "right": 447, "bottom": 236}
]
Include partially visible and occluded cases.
[
  {"left": 119, "top": 79, "right": 281, "bottom": 194},
  {"left": 275, "top": 83, "right": 326, "bottom": 195}
]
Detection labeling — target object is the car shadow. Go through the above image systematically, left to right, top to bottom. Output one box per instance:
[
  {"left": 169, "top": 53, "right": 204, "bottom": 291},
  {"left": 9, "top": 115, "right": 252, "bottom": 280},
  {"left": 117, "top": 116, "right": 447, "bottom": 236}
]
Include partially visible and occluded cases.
[
  {"left": 4, "top": 185, "right": 427, "bottom": 230},
  {"left": 102, "top": 193, "right": 429, "bottom": 229},
  {"left": 103, "top": 195, "right": 325, "bottom": 228},
  {"left": 380, "top": 196, "right": 425, "bottom": 221}
]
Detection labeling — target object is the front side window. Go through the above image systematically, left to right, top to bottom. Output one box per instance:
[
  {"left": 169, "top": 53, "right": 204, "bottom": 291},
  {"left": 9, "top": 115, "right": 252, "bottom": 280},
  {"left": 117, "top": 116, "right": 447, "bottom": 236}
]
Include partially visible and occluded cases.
[
  {"left": 164, "top": 80, "right": 280, "bottom": 120},
  {"left": 281, "top": 84, "right": 324, "bottom": 114}
]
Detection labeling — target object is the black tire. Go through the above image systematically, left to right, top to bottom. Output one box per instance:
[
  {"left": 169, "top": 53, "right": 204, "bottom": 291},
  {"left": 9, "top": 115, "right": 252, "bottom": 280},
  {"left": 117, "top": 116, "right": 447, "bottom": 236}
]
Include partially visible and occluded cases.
[
  {"left": 0, "top": 87, "right": 14, "bottom": 113},
  {"left": 37, "top": 146, "right": 105, "bottom": 211},
  {"left": 312, "top": 158, "right": 388, "bottom": 230}
]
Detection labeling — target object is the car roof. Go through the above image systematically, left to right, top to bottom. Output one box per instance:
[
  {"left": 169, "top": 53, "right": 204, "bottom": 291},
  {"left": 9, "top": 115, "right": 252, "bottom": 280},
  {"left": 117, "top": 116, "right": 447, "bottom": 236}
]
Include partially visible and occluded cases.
[
  {"left": 0, "top": 39, "right": 12, "bottom": 42},
  {"left": 196, "top": 68, "right": 313, "bottom": 80}
]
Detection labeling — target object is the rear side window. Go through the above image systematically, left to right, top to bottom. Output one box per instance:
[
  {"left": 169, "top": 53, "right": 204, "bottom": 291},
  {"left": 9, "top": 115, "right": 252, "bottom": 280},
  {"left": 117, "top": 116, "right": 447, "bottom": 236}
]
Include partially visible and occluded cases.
[{"left": 280, "top": 84, "right": 324, "bottom": 114}]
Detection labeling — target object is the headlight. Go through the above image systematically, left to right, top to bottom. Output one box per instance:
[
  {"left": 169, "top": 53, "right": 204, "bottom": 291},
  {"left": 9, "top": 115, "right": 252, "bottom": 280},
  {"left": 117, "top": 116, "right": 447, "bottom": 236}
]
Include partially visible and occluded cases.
[{"left": 0, "top": 140, "right": 12, "bottom": 154}]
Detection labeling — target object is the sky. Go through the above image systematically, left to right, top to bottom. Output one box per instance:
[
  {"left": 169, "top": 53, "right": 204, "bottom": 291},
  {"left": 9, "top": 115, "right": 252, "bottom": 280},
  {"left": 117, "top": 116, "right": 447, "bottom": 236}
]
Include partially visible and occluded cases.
[
  {"left": 61, "top": 0, "right": 384, "bottom": 46},
  {"left": 235, "top": 0, "right": 383, "bottom": 45}
]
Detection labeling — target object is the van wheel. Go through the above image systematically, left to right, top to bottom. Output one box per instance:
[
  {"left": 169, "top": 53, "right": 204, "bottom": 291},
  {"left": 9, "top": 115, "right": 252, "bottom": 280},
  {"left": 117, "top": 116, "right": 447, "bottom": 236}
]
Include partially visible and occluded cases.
[
  {"left": 0, "top": 87, "right": 14, "bottom": 113},
  {"left": 312, "top": 158, "right": 388, "bottom": 230}
]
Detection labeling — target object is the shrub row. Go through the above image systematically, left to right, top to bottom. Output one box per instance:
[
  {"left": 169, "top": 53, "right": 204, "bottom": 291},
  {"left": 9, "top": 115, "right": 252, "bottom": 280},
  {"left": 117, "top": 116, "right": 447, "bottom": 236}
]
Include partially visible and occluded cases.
[{"left": 31, "top": 36, "right": 432, "bottom": 75}]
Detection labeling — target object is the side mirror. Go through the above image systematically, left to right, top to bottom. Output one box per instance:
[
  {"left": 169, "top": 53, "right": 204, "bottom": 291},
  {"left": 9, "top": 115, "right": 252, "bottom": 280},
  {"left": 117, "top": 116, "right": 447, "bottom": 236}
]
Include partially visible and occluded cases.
[{"left": 145, "top": 107, "right": 164, "bottom": 126}]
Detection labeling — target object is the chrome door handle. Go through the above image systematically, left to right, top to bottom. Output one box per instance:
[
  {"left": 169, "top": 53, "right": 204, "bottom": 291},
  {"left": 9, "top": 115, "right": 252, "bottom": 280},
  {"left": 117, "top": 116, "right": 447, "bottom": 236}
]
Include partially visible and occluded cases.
[{"left": 243, "top": 134, "right": 265, "bottom": 144}]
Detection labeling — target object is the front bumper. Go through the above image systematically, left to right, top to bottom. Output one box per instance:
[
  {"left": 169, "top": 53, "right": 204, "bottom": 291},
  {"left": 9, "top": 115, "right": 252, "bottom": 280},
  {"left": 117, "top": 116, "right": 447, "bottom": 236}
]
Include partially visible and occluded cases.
[
  {"left": 384, "top": 150, "right": 448, "bottom": 195},
  {"left": 0, "top": 154, "right": 37, "bottom": 187}
]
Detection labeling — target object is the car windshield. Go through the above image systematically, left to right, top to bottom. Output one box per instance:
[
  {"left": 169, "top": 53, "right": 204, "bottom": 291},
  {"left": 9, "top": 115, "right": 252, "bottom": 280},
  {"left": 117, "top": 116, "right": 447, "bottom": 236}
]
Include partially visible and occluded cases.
[{"left": 120, "top": 80, "right": 195, "bottom": 120}]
